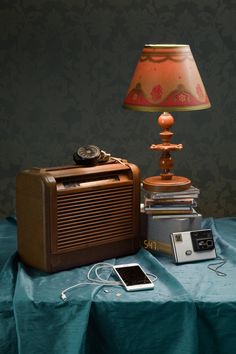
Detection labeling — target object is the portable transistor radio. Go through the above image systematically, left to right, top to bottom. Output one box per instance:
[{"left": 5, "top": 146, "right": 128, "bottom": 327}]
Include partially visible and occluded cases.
[{"left": 16, "top": 161, "right": 140, "bottom": 272}]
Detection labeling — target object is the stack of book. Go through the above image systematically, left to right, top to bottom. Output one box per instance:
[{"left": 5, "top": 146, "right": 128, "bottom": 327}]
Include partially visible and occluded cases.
[{"left": 143, "top": 186, "right": 200, "bottom": 218}]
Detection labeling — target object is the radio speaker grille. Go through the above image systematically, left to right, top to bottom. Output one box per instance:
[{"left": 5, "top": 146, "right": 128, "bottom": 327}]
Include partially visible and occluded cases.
[{"left": 55, "top": 184, "right": 134, "bottom": 253}]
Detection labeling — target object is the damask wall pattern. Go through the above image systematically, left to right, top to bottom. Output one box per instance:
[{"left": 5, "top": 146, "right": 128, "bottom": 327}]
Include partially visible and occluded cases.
[{"left": 0, "top": 0, "right": 235, "bottom": 217}]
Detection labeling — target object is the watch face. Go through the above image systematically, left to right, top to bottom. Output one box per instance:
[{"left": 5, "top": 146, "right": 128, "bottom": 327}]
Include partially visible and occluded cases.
[{"left": 77, "top": 145, "right": 100, "bottom": 160}]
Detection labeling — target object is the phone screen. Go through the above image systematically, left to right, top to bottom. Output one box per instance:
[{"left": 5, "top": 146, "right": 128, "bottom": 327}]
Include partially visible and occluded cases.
[{"left": 115, "top": 265, "right": 152, "bottom": 286}]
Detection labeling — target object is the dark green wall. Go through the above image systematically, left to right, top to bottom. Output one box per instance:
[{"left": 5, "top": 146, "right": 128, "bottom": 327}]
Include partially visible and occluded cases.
[{"left": 0, "top": 0, "right": 235, "bottom": 217}]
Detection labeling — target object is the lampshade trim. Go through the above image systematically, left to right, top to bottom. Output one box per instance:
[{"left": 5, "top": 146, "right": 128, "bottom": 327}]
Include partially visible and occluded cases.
[
  {"left": 145, "top": 44, "right": 188, "bottom": 48},
  {"left": 141, "top": 51, "right": 193, "bottom": 63},
  {"left": 123, "top": 103, "right": 211, "bottom": 112}
]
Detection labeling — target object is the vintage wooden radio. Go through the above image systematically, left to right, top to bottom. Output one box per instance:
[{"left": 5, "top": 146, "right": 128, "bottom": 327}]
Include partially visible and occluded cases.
[{"left": 16, "top": 161, "right": 140, "bottom": 272}]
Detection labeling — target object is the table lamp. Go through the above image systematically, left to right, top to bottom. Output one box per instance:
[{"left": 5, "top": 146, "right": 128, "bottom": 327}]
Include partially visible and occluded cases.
[{"left": 123, "top": 44, "right": 211, "bottom": 192}]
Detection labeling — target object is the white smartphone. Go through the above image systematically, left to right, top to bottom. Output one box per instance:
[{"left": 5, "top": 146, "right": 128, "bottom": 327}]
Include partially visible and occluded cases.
[{"left": 113, "top": 263, "right": 154, "bottom": 291}]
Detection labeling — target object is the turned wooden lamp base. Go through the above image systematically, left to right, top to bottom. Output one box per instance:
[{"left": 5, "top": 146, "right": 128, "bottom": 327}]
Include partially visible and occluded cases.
[
  {"left": 143, "top": 111, "right": 191, "bottom": 193},
  {"left": 143, "top": 175, "right": 191, "bottom": 193}
]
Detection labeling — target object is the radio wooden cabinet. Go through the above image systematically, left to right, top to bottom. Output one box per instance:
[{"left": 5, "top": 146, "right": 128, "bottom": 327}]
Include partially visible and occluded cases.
[{"left": 16, "top": 162, "right": 140, "bottom": 272}]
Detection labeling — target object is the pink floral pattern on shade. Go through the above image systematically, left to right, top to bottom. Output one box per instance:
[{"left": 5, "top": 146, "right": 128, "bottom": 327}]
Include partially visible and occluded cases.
[
  {"left": 196, "top": 84, "right": 204, "bottom": 99},
  {"left": 151, "top": 85, "right": 163, "bottom": 101}
]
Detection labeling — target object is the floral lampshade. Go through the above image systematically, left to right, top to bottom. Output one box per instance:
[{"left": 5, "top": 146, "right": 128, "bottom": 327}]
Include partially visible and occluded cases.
[{"left": 123, "top": 44, "right": 211, "bottom": 112}]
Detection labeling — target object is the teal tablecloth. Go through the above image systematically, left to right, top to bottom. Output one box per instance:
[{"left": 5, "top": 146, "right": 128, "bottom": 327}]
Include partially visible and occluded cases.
[{"left": 1, "top": 217, "right": 236, "bottom": 354}]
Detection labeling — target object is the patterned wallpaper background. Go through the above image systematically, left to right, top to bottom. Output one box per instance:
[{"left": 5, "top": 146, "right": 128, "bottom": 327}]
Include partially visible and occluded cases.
[{"left": 0, "top": 0, "right": 235, "bottom": 217}]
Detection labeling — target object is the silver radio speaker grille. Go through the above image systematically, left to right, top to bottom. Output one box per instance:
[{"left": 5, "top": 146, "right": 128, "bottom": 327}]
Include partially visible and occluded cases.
[{"left": 56, "top": 184, "right": 134, "bottom": 253}]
